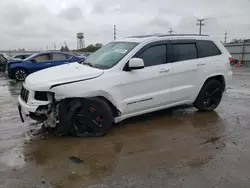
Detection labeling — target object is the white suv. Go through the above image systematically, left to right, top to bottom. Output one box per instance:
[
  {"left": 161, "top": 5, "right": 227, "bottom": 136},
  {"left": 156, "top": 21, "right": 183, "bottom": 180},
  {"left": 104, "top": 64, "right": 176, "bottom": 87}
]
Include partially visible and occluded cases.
[{"left": 17, "top": 34, "right": 233, "bottom": 137}]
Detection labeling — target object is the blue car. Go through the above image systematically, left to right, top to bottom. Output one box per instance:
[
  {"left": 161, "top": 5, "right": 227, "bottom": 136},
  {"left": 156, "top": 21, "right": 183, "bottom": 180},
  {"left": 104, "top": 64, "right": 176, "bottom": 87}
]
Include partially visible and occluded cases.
[{"left": 7, "top": 51, "right": 86, "bottom": 81}]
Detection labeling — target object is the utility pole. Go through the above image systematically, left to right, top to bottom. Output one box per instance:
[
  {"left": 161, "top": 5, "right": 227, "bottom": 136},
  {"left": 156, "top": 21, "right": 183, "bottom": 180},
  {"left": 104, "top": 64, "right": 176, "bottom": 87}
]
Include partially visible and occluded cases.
[
  {"left": 197, "top": 19, "right": 205, "bottom": 35},
  {"left": 114, "top": 25, "right": 116, "bottom": 40},
  {"left": 168, "top": 28, "right": 173, "bottom": 35},
  {"left": 224, "top": 31, "right": 228, "bottom": 44},
  {"left": 54, "top": 42, "right": 56, "bottom": 50},
  {"left": 46, "top": 45, "right": 48, "bottom": 51}
]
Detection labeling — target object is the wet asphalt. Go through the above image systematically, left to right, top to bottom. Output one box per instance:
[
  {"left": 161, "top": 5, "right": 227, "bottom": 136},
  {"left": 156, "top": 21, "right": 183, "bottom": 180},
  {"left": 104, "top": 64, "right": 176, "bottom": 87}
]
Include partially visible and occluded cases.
[{"left": 0, "top": 68, "right": 250, "bottom": 188}]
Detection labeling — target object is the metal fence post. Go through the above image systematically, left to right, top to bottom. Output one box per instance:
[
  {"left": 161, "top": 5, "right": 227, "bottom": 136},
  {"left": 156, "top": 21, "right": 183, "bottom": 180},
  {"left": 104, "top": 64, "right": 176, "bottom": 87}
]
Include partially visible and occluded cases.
[{"left": 242, "top": 39, "right": 245, "bottom": 64}]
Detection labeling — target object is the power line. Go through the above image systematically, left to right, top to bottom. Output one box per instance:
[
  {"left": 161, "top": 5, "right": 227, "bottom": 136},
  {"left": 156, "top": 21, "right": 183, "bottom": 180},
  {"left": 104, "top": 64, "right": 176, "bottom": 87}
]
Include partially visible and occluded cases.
[
  {"left": 197, "top": 19, "right": 206, "bottom": 35},
  {"left": 114, "top": 25, "right": 116, "bottom": 40},
  {"left": 168, "top": 28, "right": 173, "bottom": 35},
  {"left": 224, "top": 31, "right": 228, "bottom": 44}
]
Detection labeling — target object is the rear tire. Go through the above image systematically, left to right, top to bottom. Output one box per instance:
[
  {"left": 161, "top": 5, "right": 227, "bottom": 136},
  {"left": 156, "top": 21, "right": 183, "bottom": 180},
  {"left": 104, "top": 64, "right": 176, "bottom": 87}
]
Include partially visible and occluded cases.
[
  {"left": 14, "top": 68, "right": 27, "bottom": 81},
  {"left": 194, "top": 80, "right": 223, "bottom": 111},
  {"left": 70, "top": 98, "right": 113, "bottom": 137}
]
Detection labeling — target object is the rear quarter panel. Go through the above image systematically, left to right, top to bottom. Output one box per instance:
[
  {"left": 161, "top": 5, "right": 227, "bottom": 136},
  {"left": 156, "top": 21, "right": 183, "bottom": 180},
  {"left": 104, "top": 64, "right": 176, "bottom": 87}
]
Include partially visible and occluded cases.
[
  {"left": 193, "top": 39, "right": 232, "bottom": 100},
  {"left": 213, "top": 40, "right": 233, "bottom": 88}
]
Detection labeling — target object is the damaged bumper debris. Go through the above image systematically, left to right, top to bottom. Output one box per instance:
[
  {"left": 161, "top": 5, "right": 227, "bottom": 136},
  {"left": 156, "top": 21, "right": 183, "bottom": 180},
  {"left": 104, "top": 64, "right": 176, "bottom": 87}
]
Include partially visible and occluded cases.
[
  {"left": 18, "top": 84, "right": 109, "bottom": 137},
  {"left": 17, "top": 90, "right": 87, "bottom": 136}
]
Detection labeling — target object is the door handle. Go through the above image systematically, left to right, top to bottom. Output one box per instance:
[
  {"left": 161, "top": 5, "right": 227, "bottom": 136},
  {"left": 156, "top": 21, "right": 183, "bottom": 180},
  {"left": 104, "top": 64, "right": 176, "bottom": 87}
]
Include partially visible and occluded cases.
[
  {"left": 45, "top": 63, "right": 51, "bottom": 65},
  {"left": 197, "top": 63, "right": 205, "bottom": 66},
  {"left": 159, "top": 69, "right": 170, "bottom": 73}
]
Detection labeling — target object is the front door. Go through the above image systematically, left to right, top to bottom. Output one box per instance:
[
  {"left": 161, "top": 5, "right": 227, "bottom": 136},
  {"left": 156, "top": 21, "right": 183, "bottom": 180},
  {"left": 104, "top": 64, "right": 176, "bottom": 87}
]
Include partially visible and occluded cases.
[
  {"left": 170, "top": 41, "right": 205, "bottom": 104},
  {"left": 116, "top": 43, "right": 173, "bottom": 115},
  {"left": 29, "top": 53, "right": 52, "bottom": 73}
]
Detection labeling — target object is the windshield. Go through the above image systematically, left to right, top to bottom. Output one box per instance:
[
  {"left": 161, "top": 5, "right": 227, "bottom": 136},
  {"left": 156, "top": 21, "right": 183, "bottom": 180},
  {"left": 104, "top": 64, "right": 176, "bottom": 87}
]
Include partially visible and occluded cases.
[
  {"left": 84, "top": 42, "right": 138, "bottom": 69},
  {"left": 23, "top": 53, "right": 39, "bottom": 61}
]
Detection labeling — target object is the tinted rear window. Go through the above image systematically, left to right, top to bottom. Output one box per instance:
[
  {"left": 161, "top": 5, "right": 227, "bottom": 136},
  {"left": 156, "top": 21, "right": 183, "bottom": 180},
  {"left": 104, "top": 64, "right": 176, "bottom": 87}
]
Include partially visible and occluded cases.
[
  {"left": 197, "top": 40, "right": 221, "bottom": 58},
  {"left": 172, "top": 44, "right": 197, "bottom": 62}
]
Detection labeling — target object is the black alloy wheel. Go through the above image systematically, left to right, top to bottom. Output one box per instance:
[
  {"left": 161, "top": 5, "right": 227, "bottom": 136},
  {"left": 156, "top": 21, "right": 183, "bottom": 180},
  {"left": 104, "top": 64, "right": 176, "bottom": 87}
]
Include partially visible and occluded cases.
[
  {"left": 14, "top": 69, "right": 27, "bottom": 81},
  {"left": 194, "top": 80, "right": 223, "bottom": 111},
  {"left": 71, "top": 98, "right": 113, "bottom": 137}
]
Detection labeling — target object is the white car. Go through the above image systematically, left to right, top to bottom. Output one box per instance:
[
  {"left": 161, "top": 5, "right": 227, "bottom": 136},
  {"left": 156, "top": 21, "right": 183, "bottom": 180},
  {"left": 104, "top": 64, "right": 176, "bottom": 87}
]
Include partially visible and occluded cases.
[{"left": 17, "top": 34, "right": 233, "bottom": 137}]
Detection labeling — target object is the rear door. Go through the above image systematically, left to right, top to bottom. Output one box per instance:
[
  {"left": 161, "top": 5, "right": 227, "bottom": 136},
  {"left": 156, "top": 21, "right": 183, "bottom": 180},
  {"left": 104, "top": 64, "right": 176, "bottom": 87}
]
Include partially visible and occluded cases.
[
  {"left": 170, "top": 40, "right": 205, "bottom": 103},
  {"left": 196, "top": 40, "right": 222, "bottom": 78},
  {"left": 49, "top": 53, "right": 70, "bottom": 67}
]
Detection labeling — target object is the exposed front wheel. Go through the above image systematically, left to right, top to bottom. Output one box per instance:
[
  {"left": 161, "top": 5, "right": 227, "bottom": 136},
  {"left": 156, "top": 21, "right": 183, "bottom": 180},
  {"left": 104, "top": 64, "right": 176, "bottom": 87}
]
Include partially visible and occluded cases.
[
  {"left": 14, "top": 69, "right": 27, "bottom": 81},
  {"left": 194, "top": 80, "right": 223, "bottom": 111},
  {"left": 57, "top": 98, "right": 113, "bottom": 137},
  {"left": 71, "top": 98, "right": 113, "bottom": 137}
]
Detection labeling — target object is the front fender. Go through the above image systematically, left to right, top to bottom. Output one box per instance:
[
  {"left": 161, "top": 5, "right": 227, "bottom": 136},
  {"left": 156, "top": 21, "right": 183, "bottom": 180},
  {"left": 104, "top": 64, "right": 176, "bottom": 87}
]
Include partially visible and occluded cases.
[{"left": 51, "top": 86, "right": 121, "bottom": 112}]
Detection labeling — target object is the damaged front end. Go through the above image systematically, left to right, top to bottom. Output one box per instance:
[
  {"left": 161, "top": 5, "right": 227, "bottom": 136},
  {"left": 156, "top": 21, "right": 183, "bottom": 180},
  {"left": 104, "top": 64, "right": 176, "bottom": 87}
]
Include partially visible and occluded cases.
[
  {"left": 19, "top": 86, "right": 108, "bottom": 136},
  {"left": 29, "top": 94, "right": 59, "bottom": 129},
  {"left": 31, "top": 97, "right": 84, "bottom": 136}
]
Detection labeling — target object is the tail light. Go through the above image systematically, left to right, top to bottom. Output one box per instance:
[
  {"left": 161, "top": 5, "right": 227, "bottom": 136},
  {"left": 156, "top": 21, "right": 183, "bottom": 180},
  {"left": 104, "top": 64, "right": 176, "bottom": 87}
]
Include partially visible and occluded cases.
[{"left": 229, "top": 57, "right": 234, "bottom": 64}]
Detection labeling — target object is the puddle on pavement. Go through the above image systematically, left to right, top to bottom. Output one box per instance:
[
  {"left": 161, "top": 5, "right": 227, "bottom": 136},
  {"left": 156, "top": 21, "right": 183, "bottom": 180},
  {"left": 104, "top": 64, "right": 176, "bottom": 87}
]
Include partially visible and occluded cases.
[{"left": 15, "top": 108, "right": 228, "bottom": 187}]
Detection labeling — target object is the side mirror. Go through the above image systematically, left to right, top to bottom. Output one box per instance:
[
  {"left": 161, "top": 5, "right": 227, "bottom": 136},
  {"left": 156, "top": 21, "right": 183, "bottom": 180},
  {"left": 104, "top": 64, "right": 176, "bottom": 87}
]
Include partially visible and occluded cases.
[
  {"left": 128, "top": 58, "right": 144, "bottom": 70},
  {"left": 30, "top": 59, "right": 36, "bottom": 63}
]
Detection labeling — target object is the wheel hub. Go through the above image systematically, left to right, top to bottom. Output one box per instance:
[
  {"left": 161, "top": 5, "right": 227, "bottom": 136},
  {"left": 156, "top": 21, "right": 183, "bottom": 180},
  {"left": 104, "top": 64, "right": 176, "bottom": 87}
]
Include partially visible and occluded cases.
[{"left": 72, "top": 105, "right": 104, "bottom": 136}]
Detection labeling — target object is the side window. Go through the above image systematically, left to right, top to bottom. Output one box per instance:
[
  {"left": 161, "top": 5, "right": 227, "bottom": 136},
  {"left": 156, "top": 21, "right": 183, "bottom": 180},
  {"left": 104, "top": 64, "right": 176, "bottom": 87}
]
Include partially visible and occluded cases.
[
  {"left": 197, "top": 40, "right": 221, "bottom": 58},
  {"left": 172, "top": 44, "right": 197, "bottom": 62},
  {"left": 139, "top": 45, "right": 167, "bottom": 67},
  {"left": 52, "top": 53, "right": 68, "bottom": 60},
  {"left": 34, "top": 54, "right": 50, "bottom": 62}
]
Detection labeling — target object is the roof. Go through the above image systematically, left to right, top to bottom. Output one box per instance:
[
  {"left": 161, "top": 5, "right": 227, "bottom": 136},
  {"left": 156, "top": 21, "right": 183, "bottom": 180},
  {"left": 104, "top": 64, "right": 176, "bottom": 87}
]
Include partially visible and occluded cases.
[
  {"left": 116, "top": 34, "right": 211, "bottom": 43},
  {"left": 35, "top": 51, "right": 75, "bottom": 55}
]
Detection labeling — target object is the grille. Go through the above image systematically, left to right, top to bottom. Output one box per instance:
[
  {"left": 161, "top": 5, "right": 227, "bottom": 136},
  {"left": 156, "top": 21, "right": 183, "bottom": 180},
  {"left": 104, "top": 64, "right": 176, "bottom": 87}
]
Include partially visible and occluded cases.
[
  {"left": 20, "top": 86, "right": 29, "bottom": 103},
  {"left": 34, "top": 91, "right": 48, "bottom": 101}
]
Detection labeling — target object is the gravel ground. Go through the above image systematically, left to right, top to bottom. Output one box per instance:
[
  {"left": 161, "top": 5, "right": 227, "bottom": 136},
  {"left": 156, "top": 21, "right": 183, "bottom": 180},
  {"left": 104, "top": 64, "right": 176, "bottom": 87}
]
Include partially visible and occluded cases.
[{"left": 0, "top": 68, "right": 250, "bottom": 188}]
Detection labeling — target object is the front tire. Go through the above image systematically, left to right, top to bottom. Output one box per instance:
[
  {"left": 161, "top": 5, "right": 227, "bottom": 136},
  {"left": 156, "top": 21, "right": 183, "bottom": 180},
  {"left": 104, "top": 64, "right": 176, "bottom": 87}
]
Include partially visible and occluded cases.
[
  {"left": 14, "top": 68, "right": 27, "bottom": 81},
  {"left": 194, "top": 80, "right": 223, "bottom": 111},
  {"left": 56, "top": 98, "right": 113, "bottom": 137},
  {"left": 71, "top": 98, "right": 113, "bottom": 137}
]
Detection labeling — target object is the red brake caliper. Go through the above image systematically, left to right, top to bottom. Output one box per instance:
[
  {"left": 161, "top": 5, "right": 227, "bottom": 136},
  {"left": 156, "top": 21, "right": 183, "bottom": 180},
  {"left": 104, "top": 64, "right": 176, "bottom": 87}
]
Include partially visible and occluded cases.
[{"left": 89, "top": 106, "right": 101, "bottom": 122}]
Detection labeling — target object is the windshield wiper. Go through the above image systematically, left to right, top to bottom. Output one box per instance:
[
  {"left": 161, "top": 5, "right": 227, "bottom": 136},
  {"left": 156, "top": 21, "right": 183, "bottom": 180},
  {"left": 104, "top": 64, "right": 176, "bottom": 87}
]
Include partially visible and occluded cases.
[{"left": 83, "top": 62, "right": 94, "bottom": 67}]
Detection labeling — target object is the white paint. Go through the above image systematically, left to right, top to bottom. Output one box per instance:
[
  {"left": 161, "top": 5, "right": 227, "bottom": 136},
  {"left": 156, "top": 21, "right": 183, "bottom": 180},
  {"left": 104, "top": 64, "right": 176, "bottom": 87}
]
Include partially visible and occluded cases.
[{"left": 18, "top": 35, "right": 233, "bottom": 124}]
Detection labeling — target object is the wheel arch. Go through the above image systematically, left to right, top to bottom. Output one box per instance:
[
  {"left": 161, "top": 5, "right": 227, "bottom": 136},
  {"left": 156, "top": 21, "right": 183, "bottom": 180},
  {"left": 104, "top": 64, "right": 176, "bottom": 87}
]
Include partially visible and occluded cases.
[
  {"left": 13, "top": 66, "right": 28, "bottom": 73},
  {"left": 11, "top": 67, "right": 29, "bottom": 80},
  {"left": 194, "top": 74, "right": 226, "bottom": 102},
  {"left": 204, "top": 74, "right": 226, "bottom": 91},
  {"left": 53, "top": 89, "right": 121, "bottom": 118},
  {"left": 91, "top": 96, "right": 120, "bottom": 117}
]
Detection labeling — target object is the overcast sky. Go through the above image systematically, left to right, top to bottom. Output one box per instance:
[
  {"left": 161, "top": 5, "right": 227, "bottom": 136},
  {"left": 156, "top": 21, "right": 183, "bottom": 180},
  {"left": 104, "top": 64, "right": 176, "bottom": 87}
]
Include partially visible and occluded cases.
[{"left": 0, "top": 0, "right": 250, "bottom": 50}]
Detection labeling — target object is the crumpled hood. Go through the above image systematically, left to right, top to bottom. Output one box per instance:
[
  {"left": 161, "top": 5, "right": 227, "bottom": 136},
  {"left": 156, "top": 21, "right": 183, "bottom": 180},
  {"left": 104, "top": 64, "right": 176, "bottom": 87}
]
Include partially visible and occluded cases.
[{"left": 25, "top": 62, "right": 104, "bottom": 91}]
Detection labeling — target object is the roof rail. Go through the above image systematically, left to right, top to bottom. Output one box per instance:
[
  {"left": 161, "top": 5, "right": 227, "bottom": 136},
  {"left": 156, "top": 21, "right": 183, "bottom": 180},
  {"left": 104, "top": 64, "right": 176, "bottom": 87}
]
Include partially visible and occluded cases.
[
  {"left": 126, "top": 34, "right": 209, "bottom": 38},
  {"left": 126, "top": 34, "right": 158, "bottom": 38},
  {"left": 158, "top": 34, "right": 209, "bottom": 37}
]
